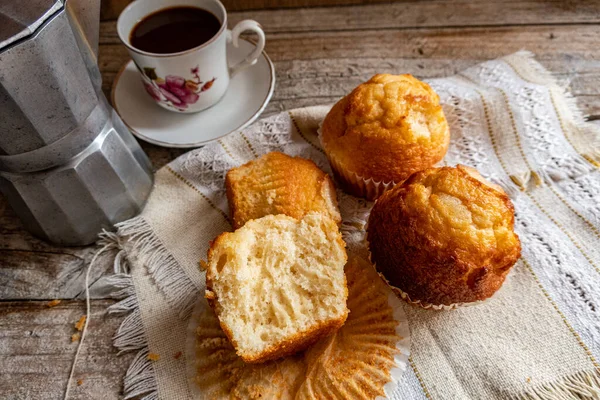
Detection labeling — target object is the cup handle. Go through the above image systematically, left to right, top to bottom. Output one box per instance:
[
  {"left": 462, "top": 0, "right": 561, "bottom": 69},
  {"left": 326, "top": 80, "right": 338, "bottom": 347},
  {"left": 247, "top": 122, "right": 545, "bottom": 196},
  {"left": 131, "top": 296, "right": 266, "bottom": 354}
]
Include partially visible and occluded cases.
[{"left": 228, "top": 20, "right": 266, "bottom": 77}]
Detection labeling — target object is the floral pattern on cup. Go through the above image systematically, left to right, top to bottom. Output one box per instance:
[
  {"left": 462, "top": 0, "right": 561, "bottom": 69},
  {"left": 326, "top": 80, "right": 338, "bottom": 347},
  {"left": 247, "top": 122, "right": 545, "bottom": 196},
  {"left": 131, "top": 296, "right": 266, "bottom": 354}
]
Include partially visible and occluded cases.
[{"left": 139, "top": 65, "right": 216, "bottom": 111}]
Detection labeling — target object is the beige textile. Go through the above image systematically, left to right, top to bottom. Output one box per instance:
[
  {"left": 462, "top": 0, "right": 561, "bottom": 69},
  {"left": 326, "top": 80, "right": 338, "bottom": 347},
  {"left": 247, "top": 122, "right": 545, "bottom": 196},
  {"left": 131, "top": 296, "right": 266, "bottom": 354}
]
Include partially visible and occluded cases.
[{"left": 105, "top": 52, "right": 600, "bottom": 400}]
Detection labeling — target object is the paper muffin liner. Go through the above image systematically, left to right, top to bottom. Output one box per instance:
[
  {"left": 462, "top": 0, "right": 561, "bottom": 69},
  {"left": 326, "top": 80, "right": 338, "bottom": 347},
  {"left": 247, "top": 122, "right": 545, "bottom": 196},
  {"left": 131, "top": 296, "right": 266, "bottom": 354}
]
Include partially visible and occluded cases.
[
  {"left": 317, "top": 126, "right": 397, "bottom": 201},
  {"left": 327, "top": 151, "right": 397, "bottom": 201},
  {"left": 364, "top": 230, "right": 489, "bottom": 311},
  {"left": 186, "top": 256, "right": 411, "bottom": 399},
  {"left": 350, "top": 257, "right": 411, "bottom": 400},
  {"left": 379, "top": 274, "right": 488, "bottom": 311},
  {"left": 185, "top": 296, "right": 305, "bottom": 399}
]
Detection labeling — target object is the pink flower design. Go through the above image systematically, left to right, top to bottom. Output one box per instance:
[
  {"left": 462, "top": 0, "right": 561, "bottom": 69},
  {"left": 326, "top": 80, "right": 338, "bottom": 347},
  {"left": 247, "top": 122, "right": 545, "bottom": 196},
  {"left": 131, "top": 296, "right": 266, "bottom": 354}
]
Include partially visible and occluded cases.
[
  {"left": 141, "top": 65, "right": 215, "bottom": 110},
  {"left": 157, "top": 75, "right": 200, "bottom": 109},
  {"left": 143, "top": 81, "right": 161, "bottom": 101}
]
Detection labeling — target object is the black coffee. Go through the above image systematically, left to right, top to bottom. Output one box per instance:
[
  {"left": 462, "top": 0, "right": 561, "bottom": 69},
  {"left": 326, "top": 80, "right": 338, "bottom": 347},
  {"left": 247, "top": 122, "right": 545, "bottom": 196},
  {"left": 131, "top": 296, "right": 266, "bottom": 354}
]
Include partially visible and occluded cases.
[{"left": 130, "top": 6, "right": 221, "bottom": 54}]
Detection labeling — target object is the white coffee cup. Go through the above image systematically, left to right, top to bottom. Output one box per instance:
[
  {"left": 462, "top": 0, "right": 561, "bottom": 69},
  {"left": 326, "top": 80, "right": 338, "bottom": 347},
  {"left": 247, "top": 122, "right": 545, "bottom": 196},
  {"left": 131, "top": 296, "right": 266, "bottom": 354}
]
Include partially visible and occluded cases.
[{"left": 117, "top": 0, "right": 265, "bottom": 113}]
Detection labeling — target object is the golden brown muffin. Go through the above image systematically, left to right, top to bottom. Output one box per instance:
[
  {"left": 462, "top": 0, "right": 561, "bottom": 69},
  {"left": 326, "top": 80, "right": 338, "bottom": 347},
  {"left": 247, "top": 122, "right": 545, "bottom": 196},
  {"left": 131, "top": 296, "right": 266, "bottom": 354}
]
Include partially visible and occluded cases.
[
  {"left": 321, "top": 74, "right": 450, "bottom": 200},
  {"left": 226, "top": 152, "right": 341, "bottom": 229},
  {"left": 366, "top": 165, "right": 521, "bottom": 307}
]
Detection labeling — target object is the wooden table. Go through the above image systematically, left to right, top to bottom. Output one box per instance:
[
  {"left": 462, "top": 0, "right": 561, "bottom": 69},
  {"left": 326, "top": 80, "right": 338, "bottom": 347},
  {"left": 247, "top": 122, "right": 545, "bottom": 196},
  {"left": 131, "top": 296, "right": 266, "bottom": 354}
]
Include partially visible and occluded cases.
[{"left": 1, "top": 1, "right": 599, "bottom": 398}]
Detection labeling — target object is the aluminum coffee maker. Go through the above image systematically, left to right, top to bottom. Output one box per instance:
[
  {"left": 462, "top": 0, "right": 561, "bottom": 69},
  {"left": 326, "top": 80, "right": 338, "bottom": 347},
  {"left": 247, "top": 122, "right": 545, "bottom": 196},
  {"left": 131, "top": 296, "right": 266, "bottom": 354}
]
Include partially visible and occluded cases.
[{"left": 0, "top": 0, "right": 154, "bottom": 245}]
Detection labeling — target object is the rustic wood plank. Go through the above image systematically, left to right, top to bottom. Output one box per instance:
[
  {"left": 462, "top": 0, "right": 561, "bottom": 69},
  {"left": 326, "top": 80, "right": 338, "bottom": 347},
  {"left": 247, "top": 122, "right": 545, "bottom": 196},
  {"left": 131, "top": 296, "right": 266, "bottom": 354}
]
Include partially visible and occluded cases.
[
  {"left": 101, "top": 0, "right": 600, "bottom": 24},
  {"left": 102, "top": 0, "right": 409, "bottom": 20},
  {"left": 221, "top": 0, "right": 392, "bottom": 12},
  {"left": 228, "top": 1, "right": 600, "bottom": 32},
  {"left": 99, "top": 2, "right": 600, "bottom": 40},
  {"left": 259, "top": 27, "right": 600, "bottom": 62},
  {"left": 0, "top": 196, "right": 126, "bottom": 301},
  {"left": 0, "top": 247, "right": 116, "bottom": 300},
  {"left": 0, "top": 300, "right": 133, "bottom": 400}
]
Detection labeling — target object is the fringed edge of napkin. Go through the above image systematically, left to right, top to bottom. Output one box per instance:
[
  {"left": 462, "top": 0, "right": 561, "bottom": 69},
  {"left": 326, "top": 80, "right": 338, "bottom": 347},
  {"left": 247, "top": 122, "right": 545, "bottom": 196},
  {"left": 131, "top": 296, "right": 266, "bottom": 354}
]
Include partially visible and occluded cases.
[
  {"left": 108, "top": 215, "right": 198, "bottom": 320},
  {"left": 99, "top": 232, "right": 161, "bottom": 400},
  {"left": 513, "top": 369, "right": 600, "bottom": 400}
]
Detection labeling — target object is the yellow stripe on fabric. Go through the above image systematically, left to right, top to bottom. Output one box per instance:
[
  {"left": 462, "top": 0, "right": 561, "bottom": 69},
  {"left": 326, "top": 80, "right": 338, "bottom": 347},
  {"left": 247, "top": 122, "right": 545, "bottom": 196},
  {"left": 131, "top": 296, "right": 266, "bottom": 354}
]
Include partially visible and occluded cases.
[
  {"left": 503, "top": 58, "right": 600, "bottom": 169},
  {"left": 457, "top": 73, "right": 541, "bottom": 187},
  {"left": 467, "top": 84, "right": 526, "bottom": 191},
  {"left": 495, "top": 87, "right": 543, "bottom": 186},
  {"left": 548, "top": 91, "right": 600, "bottom": 168},
  {"left": 289, "top": 111, "right": 326, "bottom": 155},
  {"left": 239, "top": 131, "right": 258, "bottom": 159},
  {"left": 217, "top": 139, "right": 236, "bottom": 161},
  {"left": 166, "top": 165, "right": 231, "bottom": 226},
  {"left": 546, "top": 184, "right": 600, "bottom": 241},
  {"left": 524, "top": 191, "right": 600, "bottom": 275},
  {"left": 522, "top": 259, "right": 600, "bottom": 370},
  {"left": 410, "top": 356, "right": 434, "bottom": 400}
]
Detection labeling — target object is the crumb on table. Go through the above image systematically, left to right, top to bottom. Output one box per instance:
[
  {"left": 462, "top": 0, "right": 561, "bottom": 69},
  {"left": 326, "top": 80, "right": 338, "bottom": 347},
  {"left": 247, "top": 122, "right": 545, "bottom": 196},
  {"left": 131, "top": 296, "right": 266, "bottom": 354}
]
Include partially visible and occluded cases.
[
  {"left": 47, "top": 299, "right": 61, "bottom": 307},
  {"left": 74, "top": 316, "right": 86, "bottom": 331},
  {"left": 71, "top": 333, "right": 80, "bottom": 342},
  {"left": 174, "top": 351, "right": 182, "bottom": 360},
  {"left": 148, "top": 353, "right": 160, "bottom": 361},
  {"left": 77, "top": 379, "right": 84, "bottom": 386}
]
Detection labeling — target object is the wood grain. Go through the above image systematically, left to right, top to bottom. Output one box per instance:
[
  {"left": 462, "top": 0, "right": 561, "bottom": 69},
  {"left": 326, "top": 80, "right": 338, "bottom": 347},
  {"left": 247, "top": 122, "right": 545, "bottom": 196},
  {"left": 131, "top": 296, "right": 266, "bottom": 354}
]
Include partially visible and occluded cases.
[
  {"left": 101, "top": 0, "right": 600, "bottom": 24},
  {"left": 102, "top": 0, "right": 403, "bottom": 20},
  {"left": 229, "top": 1, "right": 600, "bottom": 32},
  {"left": 99, "top": 2, "right": 600, "bottom": 38},
  {"left": 0, "top": 195, "right": 123, "bottom": 300},
  {"left": 0, "top": 300, "right": 134, "bottom": 400}
]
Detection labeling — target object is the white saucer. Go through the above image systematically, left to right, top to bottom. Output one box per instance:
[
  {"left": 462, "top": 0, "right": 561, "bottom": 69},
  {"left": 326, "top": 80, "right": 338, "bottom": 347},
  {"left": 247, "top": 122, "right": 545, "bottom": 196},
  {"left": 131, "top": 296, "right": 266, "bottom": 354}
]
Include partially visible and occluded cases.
[{"left": 111, "top": 39, "right": 275, "bottom": 148}]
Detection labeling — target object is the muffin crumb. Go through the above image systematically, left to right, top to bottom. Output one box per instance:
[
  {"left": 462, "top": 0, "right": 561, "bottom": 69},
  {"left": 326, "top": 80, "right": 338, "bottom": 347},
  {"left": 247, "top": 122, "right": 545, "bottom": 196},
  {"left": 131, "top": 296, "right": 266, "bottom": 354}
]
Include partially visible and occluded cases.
[
  {"left": 47, "top": 299, "right": 61, "bottom": 307},
  {"left": 74, "top": 316, "right": 86, "bottom": 331}
]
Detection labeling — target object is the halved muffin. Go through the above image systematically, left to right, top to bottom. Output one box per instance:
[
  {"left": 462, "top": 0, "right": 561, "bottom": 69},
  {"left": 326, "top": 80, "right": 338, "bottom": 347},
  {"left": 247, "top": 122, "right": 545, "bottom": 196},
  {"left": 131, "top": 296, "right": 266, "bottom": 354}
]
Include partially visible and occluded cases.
[{"left": 204, "top": 213, "right": 348, "bottom": 363}]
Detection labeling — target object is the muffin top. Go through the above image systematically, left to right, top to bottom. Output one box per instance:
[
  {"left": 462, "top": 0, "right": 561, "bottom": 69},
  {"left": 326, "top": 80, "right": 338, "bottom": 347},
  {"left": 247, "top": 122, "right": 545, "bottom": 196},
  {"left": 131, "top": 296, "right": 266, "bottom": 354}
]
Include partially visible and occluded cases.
[
  {"left": 321, "top": 74, "right": 449, "bottom": 183},
  {"left": 226, "top": 152, "right": 341, "bottom": 229},
  {"left": 367, "top": 165, "right": 521, "bottom": 306}
]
